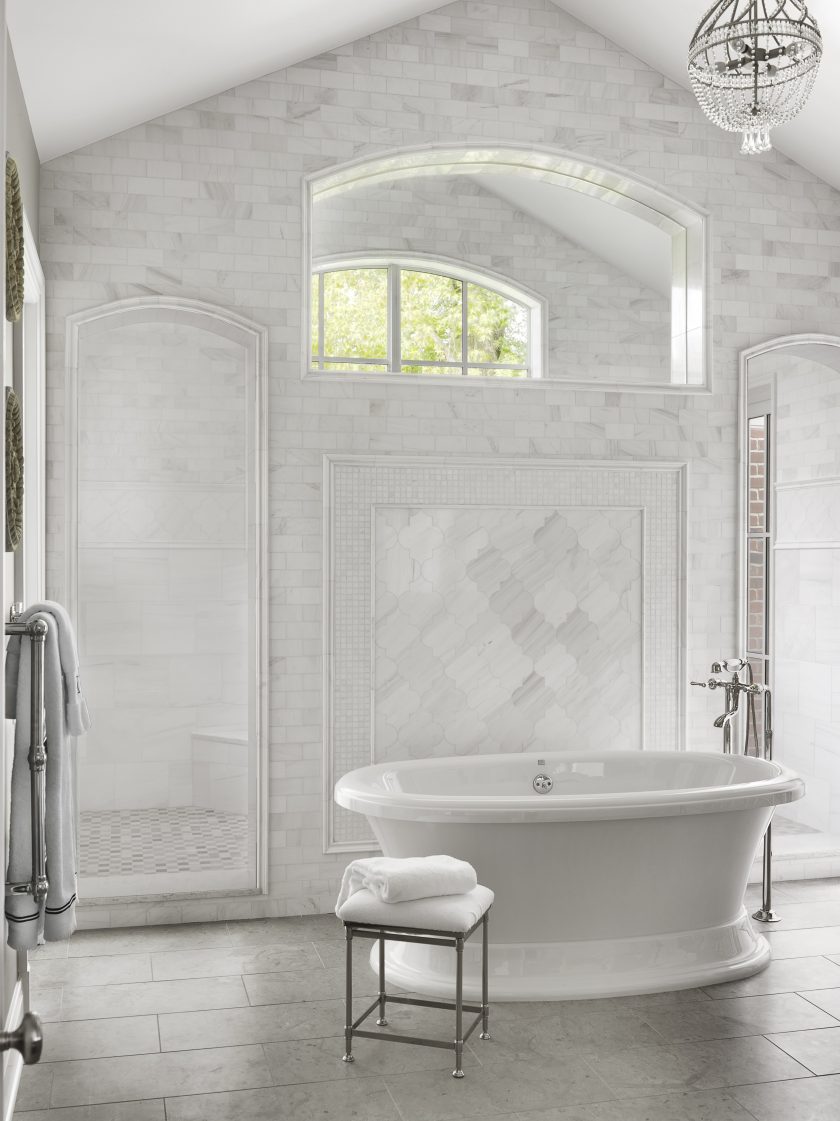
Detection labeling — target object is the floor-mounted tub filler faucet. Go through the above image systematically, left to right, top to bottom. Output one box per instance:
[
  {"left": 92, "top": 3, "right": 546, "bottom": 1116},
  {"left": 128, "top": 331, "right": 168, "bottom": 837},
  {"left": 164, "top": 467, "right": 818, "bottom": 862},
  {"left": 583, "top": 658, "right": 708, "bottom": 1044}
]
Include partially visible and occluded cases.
[
  {"left": 691, "top": 658, "right": 760, "bottom": 755},
  {"left": 692, "top": 659, "right": 779, "bottom": 925}
]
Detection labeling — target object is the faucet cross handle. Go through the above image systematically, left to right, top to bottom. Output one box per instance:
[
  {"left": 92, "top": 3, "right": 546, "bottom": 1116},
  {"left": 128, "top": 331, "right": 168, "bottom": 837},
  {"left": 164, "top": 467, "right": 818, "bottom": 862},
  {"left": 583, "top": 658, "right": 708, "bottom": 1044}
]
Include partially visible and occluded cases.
[{"left": 690, "top": 680, "right": 707, "bottom": 688}]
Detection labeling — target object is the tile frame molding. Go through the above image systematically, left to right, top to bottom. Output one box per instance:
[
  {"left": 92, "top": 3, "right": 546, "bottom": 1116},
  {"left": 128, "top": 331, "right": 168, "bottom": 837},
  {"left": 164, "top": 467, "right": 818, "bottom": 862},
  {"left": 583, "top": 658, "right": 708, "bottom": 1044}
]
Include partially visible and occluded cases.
[
  {"left": 302, "top": 142, "right": 711, "bottom": 393},
  {"left": 63, "top": 295, "right": 270, "bottom": 903},
  {"left": 323, "top": 453, "right": 689, "bottom": 854}
]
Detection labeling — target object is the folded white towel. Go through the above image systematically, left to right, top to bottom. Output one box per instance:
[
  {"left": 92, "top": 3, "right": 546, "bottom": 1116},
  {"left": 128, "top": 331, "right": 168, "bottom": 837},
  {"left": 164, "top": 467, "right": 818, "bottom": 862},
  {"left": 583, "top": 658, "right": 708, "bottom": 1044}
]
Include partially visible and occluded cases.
[
  {"left": 335, "top": 855, "right": 477, "bottom": 913},
  {"left": 338, "top": 884, "right": 494, "bottom": 932}
]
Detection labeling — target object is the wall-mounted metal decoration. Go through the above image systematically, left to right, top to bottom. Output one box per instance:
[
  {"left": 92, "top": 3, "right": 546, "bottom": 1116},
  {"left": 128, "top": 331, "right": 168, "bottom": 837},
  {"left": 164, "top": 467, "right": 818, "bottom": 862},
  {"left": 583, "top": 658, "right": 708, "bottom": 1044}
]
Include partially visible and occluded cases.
[
  {"left": 5, "top": 155, "right": 24, "bottom": 322},
  {"left": 5, "top": 387, "right": 24, "bottom": 551}
]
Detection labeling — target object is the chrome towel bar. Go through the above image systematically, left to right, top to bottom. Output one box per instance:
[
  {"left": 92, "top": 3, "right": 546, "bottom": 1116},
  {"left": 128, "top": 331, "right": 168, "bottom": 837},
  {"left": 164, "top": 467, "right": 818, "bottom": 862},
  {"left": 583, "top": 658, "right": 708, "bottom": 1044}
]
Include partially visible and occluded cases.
[{"left": 4, "top": 609, "right": 49, "bottom": 904}]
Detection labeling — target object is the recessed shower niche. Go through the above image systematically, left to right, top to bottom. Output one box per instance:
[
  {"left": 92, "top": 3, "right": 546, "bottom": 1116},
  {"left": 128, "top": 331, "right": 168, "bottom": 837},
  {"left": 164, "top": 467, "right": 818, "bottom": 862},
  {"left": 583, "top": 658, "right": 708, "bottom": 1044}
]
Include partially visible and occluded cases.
[{"left": 66, "top": 298, "right": 267, "bottom": 900}]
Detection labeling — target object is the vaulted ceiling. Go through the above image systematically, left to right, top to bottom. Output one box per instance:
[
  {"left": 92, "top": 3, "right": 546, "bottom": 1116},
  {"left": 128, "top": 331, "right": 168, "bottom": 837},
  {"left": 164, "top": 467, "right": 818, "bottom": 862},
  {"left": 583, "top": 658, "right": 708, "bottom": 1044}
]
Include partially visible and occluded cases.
[{"left": 9, "top": 0, "right": 839, "bottom": 192}]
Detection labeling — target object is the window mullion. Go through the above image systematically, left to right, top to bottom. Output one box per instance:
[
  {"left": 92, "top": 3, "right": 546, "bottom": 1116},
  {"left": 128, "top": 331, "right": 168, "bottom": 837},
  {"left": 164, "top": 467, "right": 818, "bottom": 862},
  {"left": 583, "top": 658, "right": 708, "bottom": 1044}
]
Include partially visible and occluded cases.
[
  {"left": 390, "top": 266, "right": 401, "bottom": 373},
  {"left": 318, "top": 272, "right": 325, "bottom": 362},
  {"left": 461, "top": 280, "right": 468, "bottom": 376}
]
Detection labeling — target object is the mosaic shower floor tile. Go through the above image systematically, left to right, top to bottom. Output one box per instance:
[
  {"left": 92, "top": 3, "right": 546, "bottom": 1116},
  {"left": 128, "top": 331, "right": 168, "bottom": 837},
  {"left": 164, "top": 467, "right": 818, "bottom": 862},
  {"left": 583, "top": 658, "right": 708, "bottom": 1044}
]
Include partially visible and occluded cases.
[{"left": 79, "top": 808, "right": 249, "bottom": 876}]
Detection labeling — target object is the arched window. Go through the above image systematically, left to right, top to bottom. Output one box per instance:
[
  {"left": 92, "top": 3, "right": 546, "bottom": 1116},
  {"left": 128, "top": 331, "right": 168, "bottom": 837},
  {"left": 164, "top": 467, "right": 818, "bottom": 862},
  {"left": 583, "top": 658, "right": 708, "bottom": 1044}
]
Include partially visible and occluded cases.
[{"left": 310, "top": 256, "right": 542, "bottom": 379}]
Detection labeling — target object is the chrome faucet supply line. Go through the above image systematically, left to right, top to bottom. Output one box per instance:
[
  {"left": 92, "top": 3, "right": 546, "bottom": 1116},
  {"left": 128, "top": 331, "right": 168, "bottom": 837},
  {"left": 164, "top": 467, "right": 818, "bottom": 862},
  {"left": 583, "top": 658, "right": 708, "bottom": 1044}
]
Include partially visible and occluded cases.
[
  {"left": 692, "top": 658, "right": 780, "bottom": 923},
  {"left": 752, "top": 686, "right": 780, "bottom": 924}
]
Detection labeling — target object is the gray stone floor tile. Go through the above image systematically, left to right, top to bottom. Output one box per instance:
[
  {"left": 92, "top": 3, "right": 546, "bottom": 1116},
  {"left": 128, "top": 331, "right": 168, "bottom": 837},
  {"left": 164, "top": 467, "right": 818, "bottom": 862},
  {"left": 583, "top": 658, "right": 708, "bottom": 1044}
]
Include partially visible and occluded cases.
[
  {"left": 224, "top": 914, "right": 344, "bottom": 945},
  {"left": 67, "top": 923, "right": 231, "bottom": 957},
  {"left": 764, "top": 925, "right": 840, "bottom": 959},
  {"left": 314, "top": 938, "right": 376, "bottom": 971},
  {"left": 150, "top": 941, "right": 322, "bottom": 980},
  {"left": 28, "top": 942, "right": 70, "bottom": 961},
  {"left": 32, "top": 954, "right": 152, "bottom": 988},
  {"left": 702, "top": 954, "right": 840, "bottom": 998},
  {"left": 243, "top": 966, "right": 351, "bottom": 1005},
  {"left": 58, "top": 975, "right": 249, "bottom": 1020},
  {"left": 30, "top": 984, "right": 63, "bottom": 1023},
  {"left": 799, "top": 985, "right": 840, "bottom": 1017},
  {"left": 524, "top": 988, "right": 712, "bottom": 1011},
  {"left": 643, "top": 992, "right": 840, "bottom": 1042},
  {"left": 158, "top": 998, "right": 348, "bottom": 1050},
  {"left": 471, "top": 1003, "right": 665, "bottom": 1057},
  {"left": 40, "top": 1015, "right": 160, "bottom": 1063},
  {"left": 766, "top": 1026, "right": 840, "bottom": 1075},
  {"left": 262, "top": 1033, "right": 478, "bottom": 1082},
  {"left": 586, "top": 1035, "right": 812, "bottom": 1097},
  {"left": 47, "top": 1045, "right": 273, "bottom": 1108},
  {"left": 384, "top": 1053, "right": 615, "bottom": 1118},
  {"left": 17, "top": 1065, "right": 54, "bottom": 1113},
  {"left": 383, "top": 1066, "right": 508, "bottom": 1120},
  {"left": 732, "top": 1072, "right": 840, "bottom": 1119},
  {"left": 165, "top": 1079, "right": 401, "bottom": 1120},
  {"left": 497, "top": 1087, "right": 760, "bottom": 1120},
  {"left": 16, "top": 1102, "right": 165, "bottom": 1120}
]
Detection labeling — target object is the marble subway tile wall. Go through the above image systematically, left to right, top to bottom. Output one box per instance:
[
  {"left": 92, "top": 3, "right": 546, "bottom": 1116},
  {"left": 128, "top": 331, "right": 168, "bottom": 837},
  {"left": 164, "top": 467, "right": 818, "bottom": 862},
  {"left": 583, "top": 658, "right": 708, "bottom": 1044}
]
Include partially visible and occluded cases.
[
  {"left": 39, "top": 0, "right": 840, "bottom": 920},
  {"left": 314, "top": 176, "right": 671, "bottom": 382}
]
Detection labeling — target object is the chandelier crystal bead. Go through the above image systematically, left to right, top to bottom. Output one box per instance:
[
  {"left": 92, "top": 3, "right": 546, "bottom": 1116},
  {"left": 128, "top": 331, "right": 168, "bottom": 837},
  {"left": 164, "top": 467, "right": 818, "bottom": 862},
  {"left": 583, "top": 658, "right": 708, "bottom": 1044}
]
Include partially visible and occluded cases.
[{"left": 687, "top": 1, "right": 822, "bottom": 155}]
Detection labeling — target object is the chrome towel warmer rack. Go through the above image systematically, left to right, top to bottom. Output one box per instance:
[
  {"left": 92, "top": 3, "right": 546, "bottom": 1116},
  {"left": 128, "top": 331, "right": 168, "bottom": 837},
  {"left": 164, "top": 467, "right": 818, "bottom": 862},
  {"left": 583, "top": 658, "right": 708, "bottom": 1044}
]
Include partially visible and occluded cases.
[
  {"left": 2, "top": 606, "right": 46, "bottom": 1067},
  {"left": 4, "top": 609, "right": 48, "bottom": 904}
]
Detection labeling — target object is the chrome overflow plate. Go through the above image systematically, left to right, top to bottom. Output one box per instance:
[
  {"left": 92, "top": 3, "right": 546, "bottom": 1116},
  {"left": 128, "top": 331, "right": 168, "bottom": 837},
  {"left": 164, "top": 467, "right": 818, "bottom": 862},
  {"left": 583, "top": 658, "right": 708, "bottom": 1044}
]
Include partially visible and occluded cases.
[{"left": 533, "top": 773, "right": 553, "bottom": 794}]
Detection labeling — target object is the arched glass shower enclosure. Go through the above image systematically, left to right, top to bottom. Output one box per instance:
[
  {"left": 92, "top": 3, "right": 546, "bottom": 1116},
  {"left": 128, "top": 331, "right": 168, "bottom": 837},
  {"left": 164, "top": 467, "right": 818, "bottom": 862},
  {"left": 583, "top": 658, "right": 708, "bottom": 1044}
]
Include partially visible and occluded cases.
[
  {"left": 65, "top": 298, "right": 267, "bottom": 901},
  {"left": 740, "top": 333, "right": 840, "bottom": 876}
]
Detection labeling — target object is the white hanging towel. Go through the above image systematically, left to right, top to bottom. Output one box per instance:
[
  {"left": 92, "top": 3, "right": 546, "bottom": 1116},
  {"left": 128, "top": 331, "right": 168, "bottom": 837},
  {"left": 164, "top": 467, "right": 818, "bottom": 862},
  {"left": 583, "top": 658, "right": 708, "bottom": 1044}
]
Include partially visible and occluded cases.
[{"left": 5, "top": 602, "right": 91, "bottom": 948}]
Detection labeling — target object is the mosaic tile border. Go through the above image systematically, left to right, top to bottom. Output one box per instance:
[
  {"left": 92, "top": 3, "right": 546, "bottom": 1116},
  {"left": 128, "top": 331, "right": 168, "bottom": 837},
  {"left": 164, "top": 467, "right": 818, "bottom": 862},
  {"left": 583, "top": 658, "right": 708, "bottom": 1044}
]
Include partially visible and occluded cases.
[{"left": 323, "top": 455, "right": 688, "bottom": 852}]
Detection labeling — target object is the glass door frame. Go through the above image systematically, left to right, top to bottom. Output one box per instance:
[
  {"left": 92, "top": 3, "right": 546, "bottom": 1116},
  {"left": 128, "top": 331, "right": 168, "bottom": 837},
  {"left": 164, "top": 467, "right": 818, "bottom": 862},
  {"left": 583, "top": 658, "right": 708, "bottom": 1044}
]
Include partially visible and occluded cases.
[
  {"left": 64, "top": 296, "right": 269, "bottom": 907},
  {"left": 738, "top": 333, "right": 840, "bottom": 755}
]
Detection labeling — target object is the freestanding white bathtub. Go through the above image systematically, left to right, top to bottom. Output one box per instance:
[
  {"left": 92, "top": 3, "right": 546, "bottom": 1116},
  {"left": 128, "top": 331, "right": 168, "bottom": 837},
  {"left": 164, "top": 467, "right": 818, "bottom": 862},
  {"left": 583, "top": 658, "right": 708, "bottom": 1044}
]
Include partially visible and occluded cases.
[{"left": 335, "top": 750, "right": 804, "bottom": 1000}]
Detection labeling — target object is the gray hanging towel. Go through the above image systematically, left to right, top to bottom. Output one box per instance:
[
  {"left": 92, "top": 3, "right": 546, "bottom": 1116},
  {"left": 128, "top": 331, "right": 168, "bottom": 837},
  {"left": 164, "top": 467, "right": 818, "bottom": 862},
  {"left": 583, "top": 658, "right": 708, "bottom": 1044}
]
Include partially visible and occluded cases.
[{"left": 5, "top": 603, "right": 91, "bottom": 948}]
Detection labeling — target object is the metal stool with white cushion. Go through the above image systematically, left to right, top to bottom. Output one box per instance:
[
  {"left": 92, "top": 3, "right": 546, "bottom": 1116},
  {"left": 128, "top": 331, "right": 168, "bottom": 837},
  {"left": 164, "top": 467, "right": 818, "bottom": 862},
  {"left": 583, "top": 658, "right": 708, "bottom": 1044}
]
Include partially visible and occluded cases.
[{"left": 337, "top": 884, "right": 493, "bottom": 1078}]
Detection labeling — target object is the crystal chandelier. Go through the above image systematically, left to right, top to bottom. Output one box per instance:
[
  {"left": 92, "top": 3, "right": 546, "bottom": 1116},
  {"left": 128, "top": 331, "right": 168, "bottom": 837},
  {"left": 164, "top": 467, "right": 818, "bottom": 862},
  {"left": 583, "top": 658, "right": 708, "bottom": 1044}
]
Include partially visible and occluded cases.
[{"left": 688, "top": 1, "right": 822, "bottom": 155}]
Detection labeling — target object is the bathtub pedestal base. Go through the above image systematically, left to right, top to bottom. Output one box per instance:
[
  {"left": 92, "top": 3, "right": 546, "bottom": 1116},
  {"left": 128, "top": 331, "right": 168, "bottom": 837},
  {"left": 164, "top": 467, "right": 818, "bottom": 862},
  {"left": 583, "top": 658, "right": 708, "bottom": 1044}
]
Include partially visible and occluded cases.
[{"left": 375, "top": 907, "right": 769, "bottom": 1001}]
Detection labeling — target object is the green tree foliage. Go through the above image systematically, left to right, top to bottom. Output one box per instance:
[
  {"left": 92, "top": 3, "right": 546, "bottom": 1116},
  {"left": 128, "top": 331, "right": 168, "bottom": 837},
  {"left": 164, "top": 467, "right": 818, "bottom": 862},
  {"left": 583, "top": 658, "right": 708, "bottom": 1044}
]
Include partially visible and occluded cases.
[
  {"left": 312, "top": 266, "right": 529, "bottom": 377},
  {"left": 315, "top": 268, "right": 389, "bottom": 363},
  {"left": 400, "top": 271, "right": 462, "bottom": 364},
  {"left": 467, "top": 282, "right": 527, "bottom": 366}
]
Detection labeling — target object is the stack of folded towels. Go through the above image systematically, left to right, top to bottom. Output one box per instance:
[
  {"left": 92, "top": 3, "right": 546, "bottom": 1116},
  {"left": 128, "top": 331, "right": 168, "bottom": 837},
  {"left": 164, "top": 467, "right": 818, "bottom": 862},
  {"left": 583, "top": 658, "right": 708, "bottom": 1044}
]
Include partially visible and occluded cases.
[{"left": 335, "top": 854, "right": 486, "bottom": 926}]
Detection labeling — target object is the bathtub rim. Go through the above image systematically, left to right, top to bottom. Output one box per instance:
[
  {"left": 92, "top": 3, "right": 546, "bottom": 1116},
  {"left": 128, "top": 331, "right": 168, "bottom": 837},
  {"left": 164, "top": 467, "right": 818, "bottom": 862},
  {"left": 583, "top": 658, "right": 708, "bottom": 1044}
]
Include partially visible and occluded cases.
[{"left": 334, "top": 749, "right": 804, "bottom": 823}]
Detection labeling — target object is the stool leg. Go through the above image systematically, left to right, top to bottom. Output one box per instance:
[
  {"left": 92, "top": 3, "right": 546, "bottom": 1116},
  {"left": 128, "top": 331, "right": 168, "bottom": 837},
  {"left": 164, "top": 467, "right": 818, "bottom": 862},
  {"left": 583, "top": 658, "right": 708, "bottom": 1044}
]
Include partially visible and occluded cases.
[
  {"left": 479, "top": 911, "right": 490, "bottom": 1040},
  {"left": 342, "top": 925, "right": 354, "bottom": 1063},
  {"left": 376, "top": 934, "right": 388, "bottom": 1026},
  {"left": 452, "top": 934, "right": 465, "bottom": 1078}
]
